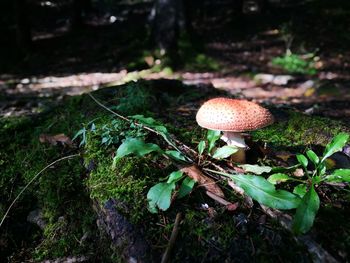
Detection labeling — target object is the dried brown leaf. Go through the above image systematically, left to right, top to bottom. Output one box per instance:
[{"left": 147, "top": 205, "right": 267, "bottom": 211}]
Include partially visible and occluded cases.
[
  {"left": 39, "top": 133, "right": 74, "bottom": 147},
  {"left": 180, "top": 165, "right": 225, "bottom": 198}
]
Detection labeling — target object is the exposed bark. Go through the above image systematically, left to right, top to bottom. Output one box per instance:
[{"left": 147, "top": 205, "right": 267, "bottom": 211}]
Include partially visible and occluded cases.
[
  {"left": 151, "top": 0, "right": 186, "bottom": 63},
  {"left": 93, "top": 199, "right": 152, "bottom": 263}
]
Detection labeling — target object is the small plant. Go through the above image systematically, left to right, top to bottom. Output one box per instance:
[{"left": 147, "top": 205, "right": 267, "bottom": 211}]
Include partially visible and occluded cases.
[
  {"left": 271, "top": 53, "right": 318, "bottom": 75},
  {"left": 108, "top": 115, "right": 196, "bottom": 212},
  {"left": 72, "top": 117, "right": 147, "bottom": 148},
  {"left": 210, "top": 132, "right": 350, "bottom": 234},
  {"left": 289, "top": 132, "right": 350, "bottom": 234}
]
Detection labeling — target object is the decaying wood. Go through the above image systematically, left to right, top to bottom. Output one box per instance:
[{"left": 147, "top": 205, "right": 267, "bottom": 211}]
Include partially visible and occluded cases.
[
  {"left": 180, "top": 165, "right": 225, "bottom": 198},
  {"left": 93, "top": 199, "right": 151, "bottom": 263},
  {"left": 161, "top": 212, "right": 182, "bottom": 263}
]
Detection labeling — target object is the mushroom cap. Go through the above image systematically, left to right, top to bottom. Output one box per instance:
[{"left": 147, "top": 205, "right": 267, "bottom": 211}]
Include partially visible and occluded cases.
[{"left": 196, "top": 98, "right": 274, "bottom": 132}]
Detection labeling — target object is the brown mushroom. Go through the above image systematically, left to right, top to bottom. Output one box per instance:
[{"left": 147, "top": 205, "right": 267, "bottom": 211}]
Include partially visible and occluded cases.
[{"left": 196, "top": 98, "right": 274, "bottom": 163}]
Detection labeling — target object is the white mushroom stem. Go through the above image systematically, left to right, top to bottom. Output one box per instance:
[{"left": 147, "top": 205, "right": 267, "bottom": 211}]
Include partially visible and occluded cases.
[
  {"left": 221, "top": 132, "right": 247, "bottom": 163},
  {"left": 221, "top": 132, "right": 247, "bottom": 148}
]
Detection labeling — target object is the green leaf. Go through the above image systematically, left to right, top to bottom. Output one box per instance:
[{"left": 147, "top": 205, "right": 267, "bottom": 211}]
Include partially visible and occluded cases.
[
  {"left": 130, "top": 115, "right": 167, "bottom": 132},
  {"left": 130, "top": 115, "right": 180, "bottom": 153},
  {"left": 90, "top": 123, "right": 96, "bottom": 131},
  {"left": 72, "top": 127, "right": 87, "bottom": 147},
  {"left": 72, "top": 128, "right": 85, "bottom": 141},
  {"left": 207, "top": 130, "right": 221, "bottom": 153},
  {"left": 321, "top": 133, "right": 349, "bottom": 162},
  {"left": 101, "top": 136, "right": 109, "bottom": 143},
  {"left": 115, "top": 138, "right": 162, "bottom": 159},
  {"left": 198, "top": 140, "right": 206, "bottom": 155},
  {"left": 212, "top": 145, "right": 238, "bottom": 159},
  {"left": 165, "top": 150, "right": 188, "bottom": 162},
  {"left": 306, "top": 150, "right": 319, "bottom": 166},
  {"left": 296, "top": 154, "right": 308, "bottom": 169},
  {"left": 318, "top": 162, "right": 326, "bottom": 176},
  {"left": 239, "top": 164, "right": 272, "bottom": 175},
  {"left": 325, "top": 169, "right": 350, "bottom": 183},
  {"left": 167, "top": 171, "right": 184, "bottom": 184},
  {"left": 267, "top": 173, "right": 292, "bottom": 184},
  {"left": 227, "top": 174, "right": 301, "bottom": 210},
  {"left": 177, "top": 177, "right": 196, "bottom": 199},
  {"left": 147, "top": 182, "right": 175, "bottom": 213},
  {"left": 293, "top": 184, "right": 307, "bottom": 198},
  {"left": 292, "top": 185, "right": 320, "bottom": 234}
]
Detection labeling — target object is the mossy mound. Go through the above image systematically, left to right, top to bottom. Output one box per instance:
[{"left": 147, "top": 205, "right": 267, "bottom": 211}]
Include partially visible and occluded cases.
[
  {"left": 1, "top": 80, "right": 347, "bottom": 262},
  {"left": 252, "top": 110, "right": 350, "bottom": 147}
]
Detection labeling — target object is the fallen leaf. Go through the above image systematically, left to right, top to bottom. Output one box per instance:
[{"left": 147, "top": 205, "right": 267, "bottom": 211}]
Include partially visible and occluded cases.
[
  {"left": 39, "top": 134, "right": 74, "bottom": 147},
  {"left": 275, "top": 151, "right": 293, "bottom": 162},
  {"left": 180, "top": 165, "right": 225, "bottom": 198},
  {"left": 293, "top": 168, "right": 304, "bottom": 177},
  {"left": 226, "top": 202, "right": 239, "bottom": 212},
  {"left": 207, "top": 207, "right": 217, "bottom": 218}
]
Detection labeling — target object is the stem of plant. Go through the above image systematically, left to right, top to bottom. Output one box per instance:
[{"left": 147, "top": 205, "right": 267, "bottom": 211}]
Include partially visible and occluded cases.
[{"left": 0, "top": 154, "right": 80, "bottom": 228}]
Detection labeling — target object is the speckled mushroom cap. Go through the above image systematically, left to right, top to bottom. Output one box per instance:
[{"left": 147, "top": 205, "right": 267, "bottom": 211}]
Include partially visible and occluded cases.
[{"left": 196, "top": 98, "right": 274, "bottom": 132}]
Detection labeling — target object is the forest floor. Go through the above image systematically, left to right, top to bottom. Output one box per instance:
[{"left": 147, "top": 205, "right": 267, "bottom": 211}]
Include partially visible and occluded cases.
[{"left": 1, "top": 0, "right": 350, "bottom": 262}]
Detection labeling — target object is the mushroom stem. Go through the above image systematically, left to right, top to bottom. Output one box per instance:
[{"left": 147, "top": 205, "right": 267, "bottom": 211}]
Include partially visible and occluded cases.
[
  {"left": 221, "top": 132, "right": 247, "bottom": 163},
  {"left": 231, "top": 148, "right": 246, "bottom": 163}
]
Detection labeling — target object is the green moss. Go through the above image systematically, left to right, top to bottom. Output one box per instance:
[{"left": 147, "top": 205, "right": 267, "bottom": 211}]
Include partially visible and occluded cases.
[
  {"left": 0, "top": 94, "right": 104, "bottom": 261},
  {"left": 252, "top": 111, "right": 350, "bottom": 147},
  {"left": 84, "top": 127, "right": 169, "bottom": 224}
]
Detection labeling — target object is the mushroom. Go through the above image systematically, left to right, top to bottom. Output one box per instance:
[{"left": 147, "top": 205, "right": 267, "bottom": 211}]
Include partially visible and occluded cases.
[{"left": 196, "top": 98, "right": 274, "bottom": 163}]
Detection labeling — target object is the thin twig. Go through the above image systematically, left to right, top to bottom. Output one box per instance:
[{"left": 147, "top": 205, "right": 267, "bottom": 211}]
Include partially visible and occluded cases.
[
  {"left": 0, "top": 154, "right": 80, "bottom": 228},
  {"left": 161, "top": 212, "right": 182, "bottom": 263}
]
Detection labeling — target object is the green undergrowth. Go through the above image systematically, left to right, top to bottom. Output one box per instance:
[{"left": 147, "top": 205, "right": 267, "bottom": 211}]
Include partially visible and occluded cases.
[
  {"left": 252, "top": 111, "right": 350, "bottom": 147},
  {"left": 82, "top": 118, "right": 171, "bottom": 224}
]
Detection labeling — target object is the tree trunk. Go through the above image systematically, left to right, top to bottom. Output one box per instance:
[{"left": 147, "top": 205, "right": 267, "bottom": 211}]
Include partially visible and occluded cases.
[
  {"left": 14, "top": 0, "right": 31, "bottom": 54},
  {"left": 71, "top": 0, "right": 92, "bottom": 30},
  {"left": 151, "top": 0, "right": 185, "bottom": 64}
]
